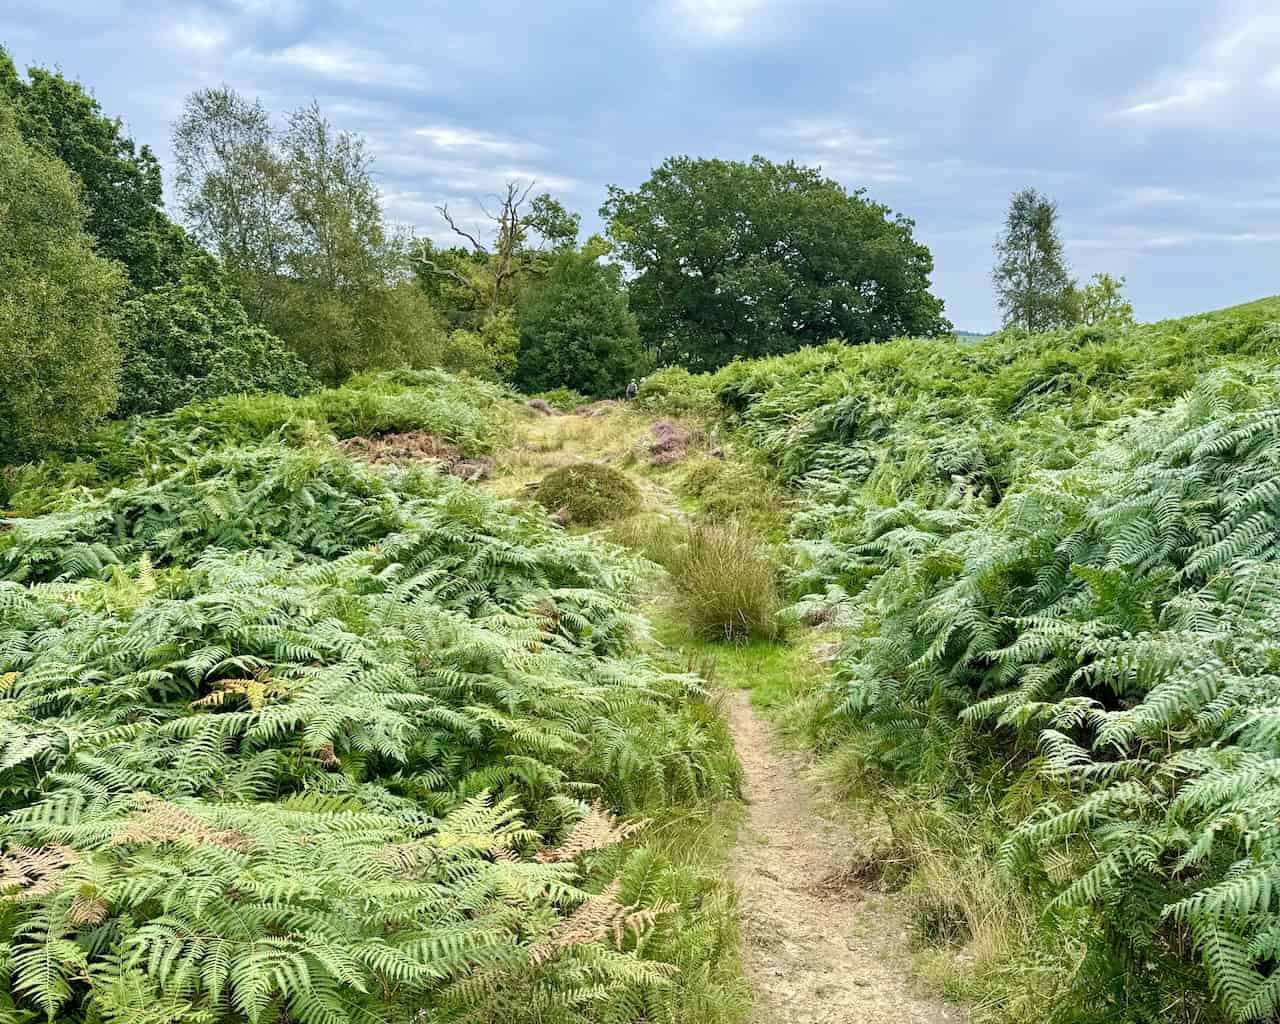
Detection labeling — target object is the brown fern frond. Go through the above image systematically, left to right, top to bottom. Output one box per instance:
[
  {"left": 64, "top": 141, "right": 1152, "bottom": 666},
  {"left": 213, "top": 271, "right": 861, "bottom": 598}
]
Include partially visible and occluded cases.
[
  {"left": 109, "top": 796, "right": 252, "bottom": 852},
  {"left": 536, "top": 804, "right": 647, "bottom": 863},
  {"left": 0, "top": 844, "right": 81, "bottom": 900},
  {"left": 529, "top": 880, "right": 678, "bottom": 964},
  {"left": 69, "top": 891, "right": 109, "bottom": 925}
]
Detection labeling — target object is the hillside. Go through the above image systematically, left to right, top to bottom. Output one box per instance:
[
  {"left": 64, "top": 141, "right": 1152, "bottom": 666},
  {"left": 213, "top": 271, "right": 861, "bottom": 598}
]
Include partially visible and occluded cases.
[
  {"left": 635, "top": 296, "right": 1280, "bottom": 1022},
  {"left": 6, "top": 298, "right": 1280, "bottom": 1024},
  {"left": 0, "top": 373, "right": 748, "bottom": 1023}
]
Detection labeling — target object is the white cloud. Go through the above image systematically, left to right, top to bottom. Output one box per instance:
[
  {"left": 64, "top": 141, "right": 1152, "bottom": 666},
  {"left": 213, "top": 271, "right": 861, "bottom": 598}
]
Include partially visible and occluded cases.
[
  {"left": 663, "top": 0, "right": 773, "bottom": 42},
  {"left": 1115, "top": 5, "right": 1280, "bottom": 118},
  {"left": 168, "top": 19, "right": 230, "bottom": 54},
  {"left": 250, "top": 42, "right": 433, "bottom": 90},
  {"left": 769, "top": 117, "right": 905, "bottom": 183},
  {"left": 414, "top": 125, "right": 542, "bottom": 158},
  {"left": 1122, "top": 186, "right": 1189, "bottom": 204},
  {"left": 1071, "top": 228, "right": 1280, "bottom": 250}
]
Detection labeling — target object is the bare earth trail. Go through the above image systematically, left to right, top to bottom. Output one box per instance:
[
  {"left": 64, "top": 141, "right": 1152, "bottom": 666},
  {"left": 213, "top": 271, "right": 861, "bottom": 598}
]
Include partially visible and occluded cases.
[
  {"left": 496, "top": 408, "right": 963, "bottom": 1023},
  {"left": 724, "top": 689, "right": 962, "bottom": 1023}
]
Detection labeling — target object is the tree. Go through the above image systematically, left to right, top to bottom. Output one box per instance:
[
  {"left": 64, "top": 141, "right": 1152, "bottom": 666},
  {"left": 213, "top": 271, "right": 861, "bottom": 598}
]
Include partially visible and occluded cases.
[
  {"left": 0, "top": 47, "right": 187, "bottom": 292},
  {"left": 172, "top": 86, "right": 294, "bottom": 323},
  {"left": 173, "top": 89, "right": 423, "bottom": 384},
  {"left": 0, "top": 101, "right": 125, "bottom": 460},
  {"left": 601, "top": 155, "right": 949, "bottom": 371},
  {"left": 417, "top": 183, "right": 580, "bottom": 327},
  {"left": 993, "top": 188, "right": 1077, "bottom": 332},
  {"left": 515, "top": 239, "right": 648, "bottom": 397},
  {"left": 117, "top": 254, "right": 313, "bottom": 417},
  {"left": 1077, "top": 272, "right": 1135, "bottom": 326}
]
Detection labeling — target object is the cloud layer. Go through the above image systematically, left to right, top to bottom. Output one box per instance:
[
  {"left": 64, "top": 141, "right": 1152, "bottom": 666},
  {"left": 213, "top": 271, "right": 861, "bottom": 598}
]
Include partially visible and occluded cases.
[{"left": 5, "top": 0, "right": 1280, "bottom": 329}]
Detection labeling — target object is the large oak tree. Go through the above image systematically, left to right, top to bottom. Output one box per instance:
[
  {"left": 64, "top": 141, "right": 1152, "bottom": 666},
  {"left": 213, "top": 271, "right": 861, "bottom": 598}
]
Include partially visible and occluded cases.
[{"left": 602, "top": 155, "right": 949, "bottom": 370}]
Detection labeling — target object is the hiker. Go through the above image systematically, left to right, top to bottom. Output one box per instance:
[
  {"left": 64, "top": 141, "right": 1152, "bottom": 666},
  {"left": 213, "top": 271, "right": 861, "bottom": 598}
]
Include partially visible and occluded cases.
[{"left": 625, "top": 379, "right": 639, "bottom": 401}]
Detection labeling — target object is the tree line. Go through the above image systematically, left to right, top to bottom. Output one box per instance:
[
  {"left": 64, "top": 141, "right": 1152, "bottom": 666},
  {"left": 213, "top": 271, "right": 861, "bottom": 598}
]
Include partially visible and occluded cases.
[{"left": 1, "top": 45, "right": 1132, "bottom": 464}]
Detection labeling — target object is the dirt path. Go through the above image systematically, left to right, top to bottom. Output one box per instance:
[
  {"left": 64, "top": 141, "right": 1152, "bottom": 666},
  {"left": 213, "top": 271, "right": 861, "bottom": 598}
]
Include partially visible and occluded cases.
[
  {"left": 494, "top": 408, "right": 963, "bottom": 1021},
  {"left": 724, "top": 690, "right": 964, "bottom": 1024}
]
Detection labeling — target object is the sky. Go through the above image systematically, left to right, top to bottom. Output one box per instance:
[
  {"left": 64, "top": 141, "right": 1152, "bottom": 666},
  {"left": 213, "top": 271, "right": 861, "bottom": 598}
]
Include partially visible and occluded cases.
[{"left": 4, "top": 0, "right": 1280, "bottom": 331}]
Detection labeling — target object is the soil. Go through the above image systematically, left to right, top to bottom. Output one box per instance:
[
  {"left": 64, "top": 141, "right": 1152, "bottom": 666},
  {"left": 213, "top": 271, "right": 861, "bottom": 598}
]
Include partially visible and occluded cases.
[{"left": 724, "top": 690, "right": 965, "bottom": 1024}]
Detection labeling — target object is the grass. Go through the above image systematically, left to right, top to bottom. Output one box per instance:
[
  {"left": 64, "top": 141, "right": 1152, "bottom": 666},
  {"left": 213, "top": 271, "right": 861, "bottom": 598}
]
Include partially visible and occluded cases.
[{"left": 533, "top": 461, "right": 641, "bottom": 525}]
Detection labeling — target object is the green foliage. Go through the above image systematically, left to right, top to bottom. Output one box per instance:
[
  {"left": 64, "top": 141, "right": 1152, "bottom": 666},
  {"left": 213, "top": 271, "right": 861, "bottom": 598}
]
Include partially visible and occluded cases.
[
  {"left": 0, "top": 48, "right": 185, "bottom": 292},
  {"left": 173, "top": 89, "right": 435, "bottom": 385},
  {"left": 0, "top": 99, "right": 125, "bottom": 462},
  {"left": 602, "top": 155, "right": 950, "bottom": 370},
  {"left": 414, "top": 185, "right": 582, "bottom": 337},
  {"left": 993, "top": 188, "right": 1076, "bottom": 332},
  {"left": 516, "top": 247, "right": 649, "bottom": 397},
  {"left": 118, "top": 256, "right": 313, "bottom": 416},
  {"left": 1077, "top": 272, "right": 1134, "bottom": 326},
  {"left": 698, "top": 296, "right": 1280, "bottom": 1020},
  {"left": 446, "top": 309, "right": 521, "bottom": 381},
  {"left": 636, "top": 368, "right": 721, "bottom": 418},
  {"left": 0, "top": 370, "right": 740, "bottom": 1023},
  {"left": 2, "top": 370, "right": 517, "bottom": 517},
  {"left": 532, "top": 388, "right": 590, "bottom": 414},
  {"left": 535, "top": 464, "right": 641, "bottom": 526}
]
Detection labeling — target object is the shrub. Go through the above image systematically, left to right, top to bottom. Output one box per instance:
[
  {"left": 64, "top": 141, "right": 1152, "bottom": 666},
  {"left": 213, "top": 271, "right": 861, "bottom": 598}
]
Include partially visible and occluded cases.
[
  {"left": 0, "top": 100, "right": 125, "bottom": 462},
  {"left": 118, "top": 256, "right": 313, "bottom": 416},
  {"left": 637, "top": 366, "right": 720, "bottom": 417},
  {"left": 533, "top": 386, "right": 589, "bottom": 413},
  {"left": 534, "top": 463, "right": 641, "bottom": 526},
  {"left": 668, "top": 523, "right": 782, "bottom": 642}
]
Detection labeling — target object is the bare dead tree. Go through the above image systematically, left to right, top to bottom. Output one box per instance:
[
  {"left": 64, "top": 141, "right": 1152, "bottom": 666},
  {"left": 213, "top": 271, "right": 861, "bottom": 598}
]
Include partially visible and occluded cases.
[{"left": 435, "top": 180, "right": 537, "bottom": 316}]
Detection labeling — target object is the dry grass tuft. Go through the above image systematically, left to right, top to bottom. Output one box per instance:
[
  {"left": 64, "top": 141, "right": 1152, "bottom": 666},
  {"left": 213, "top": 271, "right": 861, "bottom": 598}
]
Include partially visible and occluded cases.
[{"left": 534, "top": 463, "right": 640, "bottom": 526}]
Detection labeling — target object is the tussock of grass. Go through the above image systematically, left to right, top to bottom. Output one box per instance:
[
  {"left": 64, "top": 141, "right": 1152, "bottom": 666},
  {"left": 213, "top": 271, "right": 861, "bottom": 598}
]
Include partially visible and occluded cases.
[
  {"left": 534, "top": 462, "right": 641, "bottom": 525},
  {"left": 667, "top": 524, "right": 782, "bottom": 643}
]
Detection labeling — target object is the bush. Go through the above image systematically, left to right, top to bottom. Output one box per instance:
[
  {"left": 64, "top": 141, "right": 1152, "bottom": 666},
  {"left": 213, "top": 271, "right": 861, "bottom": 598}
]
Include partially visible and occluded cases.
[
  {"left": 0, "top": 100, "right": 125, "bottom": 462},
  {"left": 118, "top": 256, "right": 313, "bottom": 415},
  {"left": 637, "top": 366, "right": 720, "bottom": 417},
  {"left": 533, "top": 386, "right": 589, "bottom": 413},
  {"left": 534, "top": 463, "right": 641, "bottom": 526},
  {"left": 669, "top": 523, "right": 782, "bottom": 642}
]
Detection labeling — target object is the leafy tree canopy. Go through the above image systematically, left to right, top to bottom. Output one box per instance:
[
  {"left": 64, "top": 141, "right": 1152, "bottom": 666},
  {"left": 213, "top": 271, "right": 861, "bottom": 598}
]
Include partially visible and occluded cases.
[
  {"left": 0, "top": 47, "right": 189, "bottom": 291},
  {"left": 173, "top": 88, "right": 423, "bottom": 384},
  {"left": 0, "top": 99, "right": 125, "bottom": 460},
  {"left": 601, "top": 155, "right": 950, "bottom": 371},
  {"left": 515, "top": 239, "right": 649, "bottom": 397},
  {"left": 118, "top": 253, "right": 313, "bottom": 417},
  {"left": 1078, "top": 271, "right": 1135, "bottom": 326}
]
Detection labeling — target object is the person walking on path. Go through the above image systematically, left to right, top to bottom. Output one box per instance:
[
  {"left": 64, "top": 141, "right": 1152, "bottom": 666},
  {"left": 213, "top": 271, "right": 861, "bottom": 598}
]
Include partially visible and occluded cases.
[{"left": 625, "top": 379, "right": 639, "bottom": 400}]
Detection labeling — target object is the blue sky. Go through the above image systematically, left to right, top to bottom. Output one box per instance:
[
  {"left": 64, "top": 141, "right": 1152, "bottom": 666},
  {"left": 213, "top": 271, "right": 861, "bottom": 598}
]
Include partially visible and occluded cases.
[{"left": 5, "top": 0, "right": 1280, "bottom": 330}]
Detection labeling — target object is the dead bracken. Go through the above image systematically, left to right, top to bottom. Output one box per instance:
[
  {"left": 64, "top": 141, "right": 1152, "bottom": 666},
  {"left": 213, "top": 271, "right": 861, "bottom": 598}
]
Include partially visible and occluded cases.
[{"left": 338, "top": 431, "right": 494, "bottom": 480}]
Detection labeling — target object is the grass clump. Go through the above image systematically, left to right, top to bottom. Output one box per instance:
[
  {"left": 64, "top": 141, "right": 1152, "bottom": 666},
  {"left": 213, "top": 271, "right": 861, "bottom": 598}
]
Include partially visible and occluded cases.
[
  {"left": 534, "top": 462, "right": 641, "bottom": 525},
  {"left": 669, "top": 523, "right": 782, "bottom": 642}
]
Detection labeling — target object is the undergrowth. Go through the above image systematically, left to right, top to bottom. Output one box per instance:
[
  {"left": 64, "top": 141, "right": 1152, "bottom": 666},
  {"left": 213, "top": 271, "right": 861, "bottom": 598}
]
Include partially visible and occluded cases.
[
  {"left": 646, "top": 297, "right": 1280, "bottom": 1023},
  {"left": 0, "top": 371, "right": 748, "bottom": 1024}
]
